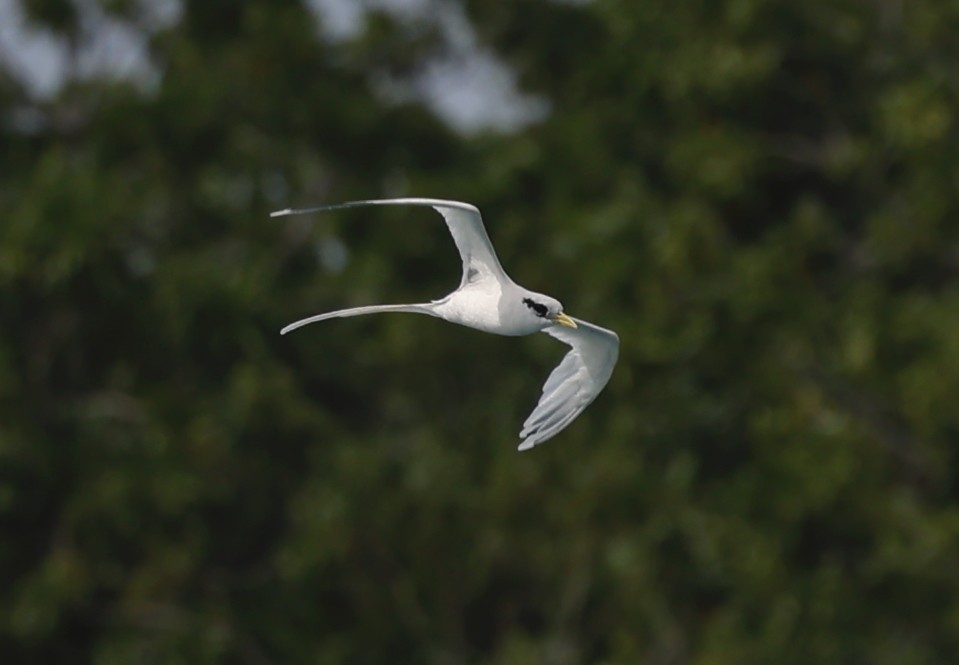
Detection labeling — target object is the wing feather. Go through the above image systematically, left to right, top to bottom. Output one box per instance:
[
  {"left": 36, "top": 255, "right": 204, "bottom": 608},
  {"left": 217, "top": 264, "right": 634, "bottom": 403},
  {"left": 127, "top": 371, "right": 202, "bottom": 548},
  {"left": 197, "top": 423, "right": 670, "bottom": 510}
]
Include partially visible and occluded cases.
[
  {"left": 272, "top": 198, "right": 510, "bottom": 285},
  {"left": 518, "top": 317, "right": 620, "bottom": 450}
]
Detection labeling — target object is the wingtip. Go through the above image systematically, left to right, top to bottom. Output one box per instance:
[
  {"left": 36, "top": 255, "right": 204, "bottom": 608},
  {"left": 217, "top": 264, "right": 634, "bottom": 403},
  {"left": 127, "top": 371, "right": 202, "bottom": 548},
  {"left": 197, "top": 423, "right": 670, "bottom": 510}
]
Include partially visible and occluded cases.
[
  {"left": 270, "top": 209, "right": 291, "bottom": 218},
  {"left": 517, "top": 440, "right": 535, "bottom": 452}
]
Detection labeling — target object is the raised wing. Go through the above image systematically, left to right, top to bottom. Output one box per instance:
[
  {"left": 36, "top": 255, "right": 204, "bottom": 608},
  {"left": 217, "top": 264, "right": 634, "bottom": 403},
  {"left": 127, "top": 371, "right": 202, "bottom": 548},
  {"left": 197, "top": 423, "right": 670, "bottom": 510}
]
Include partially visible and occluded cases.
[
  {"left": 271, "top": 198, "right": 510, "bottom": 286},
  {"left": 519, "top": 317, "right": 620, "bottom": 450}
]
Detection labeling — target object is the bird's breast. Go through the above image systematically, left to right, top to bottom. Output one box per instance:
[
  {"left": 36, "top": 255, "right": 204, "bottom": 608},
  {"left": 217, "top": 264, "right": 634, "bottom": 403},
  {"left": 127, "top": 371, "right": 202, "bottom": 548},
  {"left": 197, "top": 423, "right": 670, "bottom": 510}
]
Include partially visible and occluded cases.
[{"left": 433, "top": 284, "right": 538, "bottom": 336}]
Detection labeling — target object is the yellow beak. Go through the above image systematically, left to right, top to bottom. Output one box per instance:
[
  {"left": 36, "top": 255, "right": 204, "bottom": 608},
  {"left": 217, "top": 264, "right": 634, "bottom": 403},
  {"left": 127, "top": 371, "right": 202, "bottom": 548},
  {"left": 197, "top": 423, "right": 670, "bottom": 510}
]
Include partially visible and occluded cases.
[{"left": 551, "top": 312, "right": 578, "bottom": 328}]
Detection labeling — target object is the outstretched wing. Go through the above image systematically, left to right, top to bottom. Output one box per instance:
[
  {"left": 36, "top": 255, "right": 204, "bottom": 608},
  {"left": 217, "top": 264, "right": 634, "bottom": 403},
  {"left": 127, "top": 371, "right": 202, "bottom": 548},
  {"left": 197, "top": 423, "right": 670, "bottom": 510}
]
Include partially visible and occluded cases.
[
  {"left": 271, "top": 198, "right": 510, "bottom": 286},
  {"left": 519, "top": 317, "right": 620, "bottom": 450}
]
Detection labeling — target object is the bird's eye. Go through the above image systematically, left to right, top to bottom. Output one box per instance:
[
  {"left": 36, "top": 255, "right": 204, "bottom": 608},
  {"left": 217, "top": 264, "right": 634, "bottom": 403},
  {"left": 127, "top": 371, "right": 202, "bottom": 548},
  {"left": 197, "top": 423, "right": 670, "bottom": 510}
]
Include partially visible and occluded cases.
[{"left": 523, "top": 298, "right": 549, "bottom": 317}]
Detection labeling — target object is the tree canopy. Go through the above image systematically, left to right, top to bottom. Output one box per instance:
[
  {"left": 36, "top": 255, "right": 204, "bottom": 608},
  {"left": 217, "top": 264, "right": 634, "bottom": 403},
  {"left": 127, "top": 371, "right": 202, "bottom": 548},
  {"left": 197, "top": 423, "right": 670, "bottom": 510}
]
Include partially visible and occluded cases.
[{"left": 2, "top": 0, "right": 959, "bottom": 663}]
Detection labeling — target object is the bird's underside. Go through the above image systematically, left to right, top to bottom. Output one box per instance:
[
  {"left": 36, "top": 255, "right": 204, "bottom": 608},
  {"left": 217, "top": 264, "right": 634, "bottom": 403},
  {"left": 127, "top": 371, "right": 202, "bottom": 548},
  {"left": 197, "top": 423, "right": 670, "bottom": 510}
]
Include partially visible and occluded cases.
[{"left": 274, "top": 197, "right": 620, "bottom": 450}]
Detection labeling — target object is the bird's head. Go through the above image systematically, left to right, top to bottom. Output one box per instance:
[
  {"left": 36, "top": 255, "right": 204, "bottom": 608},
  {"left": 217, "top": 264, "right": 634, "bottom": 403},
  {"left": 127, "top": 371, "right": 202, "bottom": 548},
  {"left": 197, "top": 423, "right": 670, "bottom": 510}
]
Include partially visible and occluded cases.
[{"left": 521, "top": 294, "right": 577, "bottom": 329}]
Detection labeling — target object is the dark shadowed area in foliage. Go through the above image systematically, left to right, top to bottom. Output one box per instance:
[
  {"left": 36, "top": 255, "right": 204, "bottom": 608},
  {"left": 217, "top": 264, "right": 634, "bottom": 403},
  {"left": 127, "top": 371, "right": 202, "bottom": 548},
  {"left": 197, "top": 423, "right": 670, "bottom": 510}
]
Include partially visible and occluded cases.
[{"left": 3, "top": 0, "right": 959, "bottom": 663}]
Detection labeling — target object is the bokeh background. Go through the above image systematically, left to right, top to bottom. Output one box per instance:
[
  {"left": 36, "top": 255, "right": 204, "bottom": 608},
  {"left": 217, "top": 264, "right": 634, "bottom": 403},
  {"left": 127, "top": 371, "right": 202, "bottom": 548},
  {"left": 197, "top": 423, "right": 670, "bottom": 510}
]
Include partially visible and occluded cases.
[{"left": 3, "top": 0, "right": 959, "bottom": 663}]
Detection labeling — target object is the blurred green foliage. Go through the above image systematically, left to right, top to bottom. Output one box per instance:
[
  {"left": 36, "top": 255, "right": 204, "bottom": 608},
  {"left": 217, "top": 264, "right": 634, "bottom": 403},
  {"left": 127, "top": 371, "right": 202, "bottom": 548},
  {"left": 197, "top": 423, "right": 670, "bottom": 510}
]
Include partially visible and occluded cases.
[{"left": 3, "top": 0, "right": 959, "bottom": 663}]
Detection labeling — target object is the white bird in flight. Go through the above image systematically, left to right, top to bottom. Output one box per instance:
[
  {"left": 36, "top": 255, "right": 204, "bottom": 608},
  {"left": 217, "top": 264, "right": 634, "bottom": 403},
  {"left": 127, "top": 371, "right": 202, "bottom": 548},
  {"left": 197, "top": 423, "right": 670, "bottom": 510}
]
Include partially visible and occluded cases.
[{"left": 272, "top": 198, "right": 619, "bottom": 450}]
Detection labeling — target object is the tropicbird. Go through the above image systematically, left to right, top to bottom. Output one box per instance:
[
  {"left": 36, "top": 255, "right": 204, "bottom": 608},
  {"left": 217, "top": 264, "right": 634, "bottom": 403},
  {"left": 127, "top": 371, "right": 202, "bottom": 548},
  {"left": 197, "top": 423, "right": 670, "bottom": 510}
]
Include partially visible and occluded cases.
[{"left": 272, "top": 198, "right": 619, "bottom": 450}]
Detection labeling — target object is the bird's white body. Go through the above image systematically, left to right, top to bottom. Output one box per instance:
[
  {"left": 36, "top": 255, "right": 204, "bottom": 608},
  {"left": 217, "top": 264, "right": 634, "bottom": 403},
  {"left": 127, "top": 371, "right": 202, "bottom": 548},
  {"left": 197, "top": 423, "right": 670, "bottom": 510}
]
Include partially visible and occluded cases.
[
  {"left": 273, "top": 197, "right": 619, "bottom": 450},
  {"left": 432, "top": 281, "right": 543, "bottom": 336},
  {"left": 432, "top": 282, "right": 508, "bottom": 334}
]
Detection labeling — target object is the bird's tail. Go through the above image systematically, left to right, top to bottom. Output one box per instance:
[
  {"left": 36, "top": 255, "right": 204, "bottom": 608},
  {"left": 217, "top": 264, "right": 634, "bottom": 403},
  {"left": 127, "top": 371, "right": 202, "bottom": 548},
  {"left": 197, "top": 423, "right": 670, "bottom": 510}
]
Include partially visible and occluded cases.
[{"left": 281, "top": 303, "right": 436, "bottom": 335}]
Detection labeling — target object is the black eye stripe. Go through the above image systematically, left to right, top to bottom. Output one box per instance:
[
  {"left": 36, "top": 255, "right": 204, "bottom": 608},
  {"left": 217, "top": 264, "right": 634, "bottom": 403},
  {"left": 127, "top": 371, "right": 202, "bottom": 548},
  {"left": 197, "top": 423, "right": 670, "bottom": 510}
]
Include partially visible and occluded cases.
[{"left": 523, "top": 297, "right": 549, "bottom": 317}]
